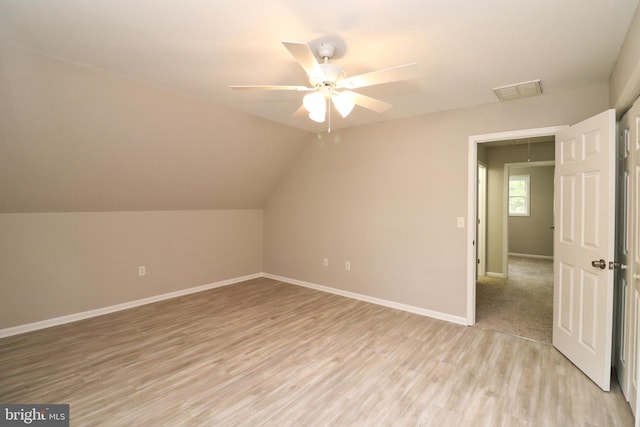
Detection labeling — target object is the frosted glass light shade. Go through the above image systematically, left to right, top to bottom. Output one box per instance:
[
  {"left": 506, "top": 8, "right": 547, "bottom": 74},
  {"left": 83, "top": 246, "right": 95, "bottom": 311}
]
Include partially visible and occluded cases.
[
  {"left": 303, "top": 92, "right": 326, "bottom": 123},
  {"left": 331, "top": 93, "right": 355, "bottom": 118},
  {"left": 308, "top": 110, "right": 326, "bottom": 123}
]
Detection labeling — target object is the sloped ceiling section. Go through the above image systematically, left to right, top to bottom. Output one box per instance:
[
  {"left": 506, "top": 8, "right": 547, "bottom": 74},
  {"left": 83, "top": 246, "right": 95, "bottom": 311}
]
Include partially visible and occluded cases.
[{"left": 0, "top": 45, "right": 309, "bottom": 212}]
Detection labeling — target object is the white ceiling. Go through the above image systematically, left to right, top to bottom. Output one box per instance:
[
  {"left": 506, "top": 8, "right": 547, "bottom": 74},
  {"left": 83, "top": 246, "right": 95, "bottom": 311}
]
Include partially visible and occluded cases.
[{"left": 1, "top": 0, "right": 638, "bottom": 133}]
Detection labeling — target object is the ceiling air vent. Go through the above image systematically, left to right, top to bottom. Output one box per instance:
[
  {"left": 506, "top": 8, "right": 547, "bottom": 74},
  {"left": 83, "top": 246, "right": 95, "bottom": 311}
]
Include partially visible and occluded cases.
[{"left": 493, "top": 79, "right": 542, "bottom": 101}]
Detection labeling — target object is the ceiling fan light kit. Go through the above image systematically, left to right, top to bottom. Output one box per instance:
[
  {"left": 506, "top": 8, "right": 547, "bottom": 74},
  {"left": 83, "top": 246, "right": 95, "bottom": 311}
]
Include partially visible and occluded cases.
[
  {"left": 230, "top": 40, "right": 418, "bottom": 131},
  {"left": 303, "top": 92, "right": 326, "bottom": 122}
]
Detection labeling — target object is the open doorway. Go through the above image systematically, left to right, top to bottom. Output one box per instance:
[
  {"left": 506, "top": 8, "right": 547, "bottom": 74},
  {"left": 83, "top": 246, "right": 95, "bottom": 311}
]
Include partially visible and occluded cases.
[
  {"left": 470, "top": 128, "right": 557, "bottom": 343},
  {"left": 472, "top": 135, "right": 556, "bottom": 343},
  {"left": 478, "top": 138, "right": 555, "bottom": 277},
  {"left": 476, "top": 140, "right": 555, "bottom": 343}
]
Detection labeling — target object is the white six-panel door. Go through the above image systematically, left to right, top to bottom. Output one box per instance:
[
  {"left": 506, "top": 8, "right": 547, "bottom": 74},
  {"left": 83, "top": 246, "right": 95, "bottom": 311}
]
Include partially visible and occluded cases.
[{"left": 553, "top": 109, "right": 616, "bottom": 391}]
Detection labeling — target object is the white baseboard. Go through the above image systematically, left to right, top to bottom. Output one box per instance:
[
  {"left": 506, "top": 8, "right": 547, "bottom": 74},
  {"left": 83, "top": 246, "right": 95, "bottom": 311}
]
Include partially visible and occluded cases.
[
  {"left": 509, "top": 252, "right": 553, "bottom": 260},
  {"left": 1, "top": 272, "right": 470, "bottom": 338},
  {"left": 486, "top": 272, "right": 507, "bottom": 278},
  {"left": 0, "top": 273, "right": 262, "bottom": 338},
  {"left": 263, "top": 273, "right": 468, "bottom": 326}
]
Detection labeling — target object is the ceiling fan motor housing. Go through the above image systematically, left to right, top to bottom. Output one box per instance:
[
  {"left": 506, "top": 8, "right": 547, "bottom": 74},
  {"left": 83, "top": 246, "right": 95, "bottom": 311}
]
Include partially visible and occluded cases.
[
  {"left": 317, "top": 43, "right": 336, "bottom": 60},
  {"left": 309, "top": 63, "right": 345, "bottom": 87}
]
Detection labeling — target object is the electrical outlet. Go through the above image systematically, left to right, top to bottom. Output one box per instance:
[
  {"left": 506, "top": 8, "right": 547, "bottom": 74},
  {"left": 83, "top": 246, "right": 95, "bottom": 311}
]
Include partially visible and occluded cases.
[
  {"left": 323, "top": 258, "right": 329, "bottom": 267},
  {"left": 345, "top": 261, "right": 351, "bottom": 271},
  {"left": 138, "top": 266, "right": 146, "bottom": 276}
]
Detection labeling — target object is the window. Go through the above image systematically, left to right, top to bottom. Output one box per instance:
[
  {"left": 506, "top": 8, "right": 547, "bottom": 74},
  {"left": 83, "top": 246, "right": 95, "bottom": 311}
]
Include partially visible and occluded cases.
[{"left": 508, "top": 175, "right": 530, "bottom": 216}]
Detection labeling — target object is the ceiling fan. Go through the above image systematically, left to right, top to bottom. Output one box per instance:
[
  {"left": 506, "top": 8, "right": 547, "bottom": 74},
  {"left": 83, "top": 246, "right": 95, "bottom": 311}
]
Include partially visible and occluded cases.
[{"left": 230, "top": 41, "right": 417, "bottom": 130}]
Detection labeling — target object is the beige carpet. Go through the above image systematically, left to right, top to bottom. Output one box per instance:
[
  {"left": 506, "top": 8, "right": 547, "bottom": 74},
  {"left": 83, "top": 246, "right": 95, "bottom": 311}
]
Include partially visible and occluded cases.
[{"left": 476, "top": 256, "right": 553, "bottom": 343}]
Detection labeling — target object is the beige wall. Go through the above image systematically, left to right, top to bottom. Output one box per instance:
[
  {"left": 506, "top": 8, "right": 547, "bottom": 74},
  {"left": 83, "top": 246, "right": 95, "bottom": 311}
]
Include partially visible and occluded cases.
[
  {"left": 610, "top": 2, "right": 640, "bottom": 113},
  {"left": 0, "top": 45, "right": 303, "bottom": 331},
  {"left": 264, "top": 85, "right": 609, "bottom": 318},
  {"left": 485, "top": 143, "right": 555, "bottom": 274},
  {"left": 507, "top": 165, "right": 555, "bottom": 258},
  {"left": 0, "top": 210, "right": 263, "bottom": 328}
]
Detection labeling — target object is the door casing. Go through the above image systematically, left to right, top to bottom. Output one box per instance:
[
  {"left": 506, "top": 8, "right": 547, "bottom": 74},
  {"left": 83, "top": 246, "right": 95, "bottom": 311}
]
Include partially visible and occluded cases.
[
  {"left": 467, "top": 126, "right": 565, "bottom": 325},
  {"left": 477, "top": 162, "right": 487, "bottom": 277}
]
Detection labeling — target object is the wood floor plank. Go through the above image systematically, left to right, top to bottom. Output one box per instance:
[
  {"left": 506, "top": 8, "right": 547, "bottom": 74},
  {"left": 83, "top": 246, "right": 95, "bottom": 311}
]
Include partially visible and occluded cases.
[{"left": 0, "top": 277, "right": 634, "bottom": 426}]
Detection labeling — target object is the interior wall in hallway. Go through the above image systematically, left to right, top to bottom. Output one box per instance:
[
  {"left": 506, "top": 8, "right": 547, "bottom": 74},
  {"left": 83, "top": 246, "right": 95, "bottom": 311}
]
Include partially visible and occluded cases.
[
  {"left": 486, "top": 142, "right": 555, "bottom": 276},
  {"left": 507, "top": 165, "right": 554, "bottom": 258}
]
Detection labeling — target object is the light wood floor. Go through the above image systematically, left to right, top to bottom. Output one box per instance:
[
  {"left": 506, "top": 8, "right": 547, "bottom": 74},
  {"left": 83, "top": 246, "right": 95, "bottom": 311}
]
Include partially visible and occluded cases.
[{"left": 0, "top": 277, "right": 634, "bottom": 426}]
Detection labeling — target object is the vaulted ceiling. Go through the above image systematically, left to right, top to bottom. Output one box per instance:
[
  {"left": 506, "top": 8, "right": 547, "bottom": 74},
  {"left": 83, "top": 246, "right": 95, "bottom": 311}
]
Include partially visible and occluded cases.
[
  {"left": 1, "top": 1, "right": 638, "bottom": 133},
  {"left": 1, "top": 1, "right": 638, "bottom": 213}
]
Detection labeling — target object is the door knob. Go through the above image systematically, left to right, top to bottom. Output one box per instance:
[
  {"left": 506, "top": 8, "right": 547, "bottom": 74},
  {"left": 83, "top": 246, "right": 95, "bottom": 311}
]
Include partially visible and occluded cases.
[{"left": 591, "top": 259, "right": 606, "bottom": 269}]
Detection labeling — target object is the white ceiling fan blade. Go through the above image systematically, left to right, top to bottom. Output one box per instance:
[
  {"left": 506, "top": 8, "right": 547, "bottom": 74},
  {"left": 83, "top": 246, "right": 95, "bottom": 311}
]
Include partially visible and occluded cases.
[
  {"left": 281, "top": 41, "right": 325, "bottom": 82},
  {"left": 339, "top": 63, "right": 418, "bottom": 89},
  {"left": 230, "top": 85, "right": 312, "bottom": 91},
  {"left": 340, "top": 90, "right": 391, "bottom": 113}
]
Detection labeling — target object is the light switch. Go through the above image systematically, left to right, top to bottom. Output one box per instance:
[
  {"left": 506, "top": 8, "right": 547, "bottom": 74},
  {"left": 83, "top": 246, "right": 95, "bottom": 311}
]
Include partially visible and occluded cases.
[{"left": 457, "top": 217, "right": 465, "bottom": 228}]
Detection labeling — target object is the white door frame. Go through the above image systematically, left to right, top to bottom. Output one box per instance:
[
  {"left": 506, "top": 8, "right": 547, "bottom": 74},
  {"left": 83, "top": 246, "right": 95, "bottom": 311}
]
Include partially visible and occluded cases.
[
  {"left": 466, "top": 126, "right": 566, "bottom": 325},
  {"left": 477, "top": 162, "right": 487, "bottom": 276}
]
